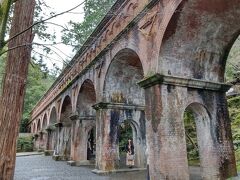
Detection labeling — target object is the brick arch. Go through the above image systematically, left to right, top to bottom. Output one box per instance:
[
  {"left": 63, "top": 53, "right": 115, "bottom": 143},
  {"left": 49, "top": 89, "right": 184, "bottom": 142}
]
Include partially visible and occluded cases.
[
  {"left": 158, "top": 0, "right": 240, "bottom": 82},
  {"left": 106, "top": 44, "right": 148, "bottom": 76},
  {"left": 103, "top": 48, "right": 145, "bottom": 105},
  {"left": 72, "top": 72, "right": 96, "bottom": 112},
  {"left": 75, "top": 79, "right": 96, "bottom": 117},
  {"left": 59, "top": 95, "right": 73, "bottom": 124},
  {"left": 182, "top": 102, "right": 216, "bottom": 178},
  {"left": 48, "top": 106, "right": 57, "bottom": 125},
  {"left": 42, "top": 113, "right": 48, "bottom": 130},
  {"left": 37, "top": 118, "right": 41, "bottom": 132},
  {"left": 32, "top": 121, "right": 37, "bottom": 133},
  {"left": 86, "top": 124, "right": 96, "bottom": 135}
]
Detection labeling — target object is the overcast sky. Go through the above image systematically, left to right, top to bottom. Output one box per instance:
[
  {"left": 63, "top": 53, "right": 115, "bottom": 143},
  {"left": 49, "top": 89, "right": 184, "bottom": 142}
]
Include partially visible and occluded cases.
[{"left": 34, "top": 0, "right": 85, "bottom": 70}]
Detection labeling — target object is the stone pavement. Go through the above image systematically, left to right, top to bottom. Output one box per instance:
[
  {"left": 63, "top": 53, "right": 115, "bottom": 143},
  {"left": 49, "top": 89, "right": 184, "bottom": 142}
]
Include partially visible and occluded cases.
[
  {"left": 16, "top": 152, "right": 43, "bottom": 157},
  {"left": 14, "top": 155, "right": 202, "bottom": 180},
  {"left": 14, "top": 155, "right": 146, "bottom": 180}
]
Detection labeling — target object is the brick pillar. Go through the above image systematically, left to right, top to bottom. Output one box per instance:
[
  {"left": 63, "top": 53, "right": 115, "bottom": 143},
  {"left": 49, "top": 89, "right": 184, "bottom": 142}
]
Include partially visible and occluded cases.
[
  {"left": 138, "top": 73, "right": 237, "bottom": 179},
  {"left": 144, "top": 84, "right": 189, "bottom": 179},
  {"left": 200, "top": 92, "right": 237, "bottom": 179},
  {"left": 216, "top": 94, "right": 237, "bottom": 178},
  {"left": 93, "top": 103, "right": 119, "bottom": 172},
  {"left": 70, "top": 113, "right": 96, "bottom": 165},
  {"left": 70, "top": 113, "right": 79, "bottom": 162},
  {"left": 52, "top": 122, "right": 62, "bottom": 160},
  {"left": 54, "top": 122, "right": 62, "bottom": 155},
  {"left": 45, "top": 129, "right": 51, "bottom": 150}
]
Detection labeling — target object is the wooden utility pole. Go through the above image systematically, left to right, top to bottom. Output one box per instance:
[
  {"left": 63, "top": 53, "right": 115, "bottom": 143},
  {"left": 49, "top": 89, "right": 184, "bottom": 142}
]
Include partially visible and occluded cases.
[{"left": 0, "top": 0, "right": 35, "bottom": 179}]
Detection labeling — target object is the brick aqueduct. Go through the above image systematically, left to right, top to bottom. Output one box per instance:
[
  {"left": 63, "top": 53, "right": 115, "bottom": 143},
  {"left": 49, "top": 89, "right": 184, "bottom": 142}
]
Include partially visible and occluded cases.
[{"left": 30, "top": 0, "right": 240, "bottom": 179}]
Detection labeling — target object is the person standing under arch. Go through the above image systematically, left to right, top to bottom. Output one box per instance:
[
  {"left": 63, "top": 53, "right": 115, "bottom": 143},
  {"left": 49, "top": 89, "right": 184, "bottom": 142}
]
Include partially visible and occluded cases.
[{"left": 126, "top": 138, "right": 134, "bottom": 168}]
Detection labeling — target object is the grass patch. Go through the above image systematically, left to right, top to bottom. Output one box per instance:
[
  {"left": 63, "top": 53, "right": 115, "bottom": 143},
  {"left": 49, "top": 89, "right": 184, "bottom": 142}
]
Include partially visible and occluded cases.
[
  {"left": 17, "top": 135, "right": 34, "bottom": 152},
  {"left": 188, "top": 159, "right": 200, "bottom": 166}
]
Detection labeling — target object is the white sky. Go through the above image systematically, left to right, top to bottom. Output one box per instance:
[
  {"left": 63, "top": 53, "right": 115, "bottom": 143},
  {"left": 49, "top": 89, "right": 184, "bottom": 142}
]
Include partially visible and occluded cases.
[{"left": 33, "top": 0, "right": 85, "bottom": 70}]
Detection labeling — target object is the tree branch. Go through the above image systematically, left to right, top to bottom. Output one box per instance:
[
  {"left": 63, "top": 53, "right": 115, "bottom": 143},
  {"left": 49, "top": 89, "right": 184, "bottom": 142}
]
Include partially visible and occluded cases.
[
  {"left": 5, "top": 1, "right": 85, "bottom": 44},
  {"left": 0, "top": 41, "right": 75, "bottom": 56},
  {"left": 32, "top": 49, "right": 70, "bottom": 66}
]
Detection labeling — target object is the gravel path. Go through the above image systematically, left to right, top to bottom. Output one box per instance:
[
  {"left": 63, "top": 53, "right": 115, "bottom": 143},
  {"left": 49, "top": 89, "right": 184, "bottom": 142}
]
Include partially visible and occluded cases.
[{"left": 14, "top": 155, "right": 202, "bottom": 180}]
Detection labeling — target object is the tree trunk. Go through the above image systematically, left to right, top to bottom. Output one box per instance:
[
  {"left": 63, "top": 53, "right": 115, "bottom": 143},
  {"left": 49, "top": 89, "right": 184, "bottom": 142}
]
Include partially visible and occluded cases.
[{"left": 0, "top": 0, "right": 35, "bottom": 179}]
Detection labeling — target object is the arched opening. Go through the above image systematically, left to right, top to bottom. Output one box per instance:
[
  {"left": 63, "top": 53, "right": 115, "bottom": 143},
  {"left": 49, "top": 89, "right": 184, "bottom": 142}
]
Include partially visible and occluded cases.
[
  {"left": 156, "top": 0, "right": 240, "bottom": 178},
  {"left": 225, "top": 35, "right": 240, "bottom": 173},
  {"left": 225, "top": 36, "right": 240, "bottom": 83},
  {"left": 104, "top": 49, "right": 145, "bottom": 105},
  {"left": 100, "top": 50, "right": 146, "bottom": 170},
  {"left": 73, "top": 80, "right": 96, "bottom": 163},
  {"left": 76, "top": 80, "right": 96, "bottom": 116},
  {"left": 57, "top": 95, "right": 72, "bottom": 160},
  {"left": 60, "top": 96, "right": 72, "bottom": 124},
  {"left": 183, "top": 103, "right": 216, "bottom": 179},
  {"left": 48, "top": 107, "right": 58, "bottom": 151},
  {"left": 49, "top": 107, "right": 57, "bottom": 125},
  {"left": 184, "top": 110, "right": 199, "bottom": 167},
  {"left": 42, "top": 114, "right": 47, "bottom": 130},
  {"left": 37, "top": 119, "right": 41, "bottom": 132},
  {"left": 118, "top": 120, "right": 133, "bottom": 168},
  {"left": 32, "top": 123, "right": 36, "bottom": 134},
  {"left": 87, "top": 127, "right": 96, "bottom": 161}
]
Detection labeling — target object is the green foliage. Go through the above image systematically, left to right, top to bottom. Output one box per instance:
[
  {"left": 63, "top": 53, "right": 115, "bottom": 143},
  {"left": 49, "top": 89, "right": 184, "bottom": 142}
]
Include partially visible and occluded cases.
[
  {"left": 61, "top": 0, "right": 116, "bottom": 52},
  {"left": 225, "top": 36, "right": 240, "bottom": 82},
  {"left": 0, "top": 48, "right": 6, "bottom": 92},
  {"left": 0, "top": 57, "right": 55, "bottom": 132},
  {"left": 22, "top": 61, "right": 56, "bottom": 120},
  {"left": 228, "top": 96, "right": 240, "bottom": 142},
  {"left": 184, "top": 110, "right": 200, "bottom": 164},
  {"left": 119, "top": 121, "right": 132, "bottom": 153},
  {"left": 17, "top": 135, "right": 34, "bottom": 152}
]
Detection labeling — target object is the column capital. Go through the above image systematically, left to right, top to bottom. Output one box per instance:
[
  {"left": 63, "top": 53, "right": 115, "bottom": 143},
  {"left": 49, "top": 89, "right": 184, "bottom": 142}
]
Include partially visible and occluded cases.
[
  {"left": 138, "top": 73, "right": 231, "bottom": 92},
  {"left": 92, "top": 102, "right": 145, "bottom": 111},
  {"left": 69, "top": 113, "right": 79, "bottom": 121},
  {"left": 79, "top": 116, "right": 96, "bottom": 121},
  {"left": 54, "top": 122, "right": 63, "bottom": 127},
  {"left": 45, "top": 124, "right": 56, "bottom": 132}
]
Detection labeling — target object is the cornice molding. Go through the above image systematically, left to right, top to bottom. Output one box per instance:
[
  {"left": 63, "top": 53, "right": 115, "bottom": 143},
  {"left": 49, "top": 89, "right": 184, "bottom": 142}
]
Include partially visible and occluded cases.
[
  {"left": 138, "top": 73, "right": 231, "bottom": 92},
  {"left": 92, "top": 102, "right": 145, "bottom": 111}
]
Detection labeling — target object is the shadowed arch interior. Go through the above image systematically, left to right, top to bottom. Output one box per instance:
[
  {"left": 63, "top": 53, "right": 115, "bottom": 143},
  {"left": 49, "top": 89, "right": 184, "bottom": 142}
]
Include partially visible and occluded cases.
[
  {"left": 159, "top": 0, "right": 240, "bottom": 82},
  {"left": 104, "top": 48, "right": 145, "bottom": 105},
  {"left": 76, "top": 80, "right": 96, "bottom": 116},
  {"left": 56, "top": 95, "right": 73, "bottom": 160},
  {"left": 60, "top": 95, "right": 72, "bottom": 124},
  {"left": 183, "top": 103, "right": 218, "bottom": 179},
  {"left": 49, "top": 107, "right": 57, "bottom": 125},
  {"left": 42, "top": 114, "right": 47, "bottom": 130},
  {"left": 37, "top": 119, "right": 41, "bottom": 132},
  {"left": 32, "top": 123, "right": 36, "bottom": 133}
]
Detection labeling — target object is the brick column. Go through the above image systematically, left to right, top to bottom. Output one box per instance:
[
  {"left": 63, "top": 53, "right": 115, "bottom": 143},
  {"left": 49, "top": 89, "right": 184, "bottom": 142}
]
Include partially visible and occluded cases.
[
  {"left": 138, "top": 73, "right": 237, "bottom": 180},
  {"left": 144, "top": 84, "right": 189, "bottom": 180},
  {"left": 204, "top": 92, "right": 237, "bottom": 179},
  {"left": 93, "top": 102, "right": 119, "bottom": 172},
  {"left": 69, "top": 113, "right": 79, "bottom": 162},
  {"left": 70, "top": 114, "right": 96, "bottom": 166},
  {"left": 52, "top": 122, "right": 62, "bottom": 160}
]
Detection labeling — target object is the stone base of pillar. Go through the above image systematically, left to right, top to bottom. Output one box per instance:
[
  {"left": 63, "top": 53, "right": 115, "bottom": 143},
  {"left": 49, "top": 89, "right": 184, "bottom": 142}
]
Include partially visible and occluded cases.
[
  {"left": 44, "top": 150, "right": 54, "bottom": 156},
  {"left": 52, "top": 155, "right": 69, "bottom": 161},
  {"left": 67, "top": 160, "right": 95, "bottom": 166},
  {"left": 67, "top": 161, "right": 76, "bottom": 166},
  {"left": 92, "top": 167, "right": 146, "bottom": 175}
]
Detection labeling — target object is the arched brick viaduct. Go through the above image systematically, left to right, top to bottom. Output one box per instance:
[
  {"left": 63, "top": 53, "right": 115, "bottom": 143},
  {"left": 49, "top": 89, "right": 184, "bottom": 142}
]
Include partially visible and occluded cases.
[{"left": 30, "top": 0, "right": 240, "bottom": 179}]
